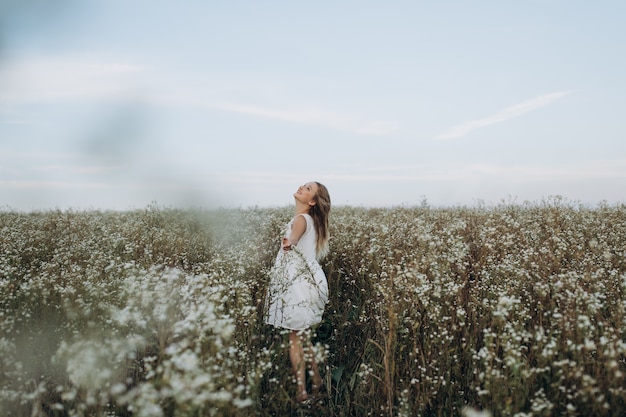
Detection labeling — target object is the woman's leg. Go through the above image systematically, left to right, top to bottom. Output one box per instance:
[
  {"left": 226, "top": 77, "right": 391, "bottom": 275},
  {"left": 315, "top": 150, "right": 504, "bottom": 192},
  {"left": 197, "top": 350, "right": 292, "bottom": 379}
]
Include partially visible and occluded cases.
[
  {"left": 289, "top": 330, "right": 307, "bottom": 402},
  {"left": 305, "top": 341, "right": 323, "bottom": 394}
]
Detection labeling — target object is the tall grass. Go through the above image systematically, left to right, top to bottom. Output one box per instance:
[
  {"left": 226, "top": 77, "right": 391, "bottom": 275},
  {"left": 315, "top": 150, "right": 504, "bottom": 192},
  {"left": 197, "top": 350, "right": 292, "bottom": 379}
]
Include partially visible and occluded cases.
[{"left": 1, "top": 199, "right": 625, "bottom": 416}]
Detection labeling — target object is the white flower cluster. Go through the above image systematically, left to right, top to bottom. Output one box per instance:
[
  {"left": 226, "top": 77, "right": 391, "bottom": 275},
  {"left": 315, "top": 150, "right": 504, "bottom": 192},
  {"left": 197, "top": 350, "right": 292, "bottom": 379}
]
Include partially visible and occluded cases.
[
  {"left": 2, "top": 200, "right": 626, "bottom": 416},
  {"left": 0, "top": 208, "right": 274, "bottom": 416}
]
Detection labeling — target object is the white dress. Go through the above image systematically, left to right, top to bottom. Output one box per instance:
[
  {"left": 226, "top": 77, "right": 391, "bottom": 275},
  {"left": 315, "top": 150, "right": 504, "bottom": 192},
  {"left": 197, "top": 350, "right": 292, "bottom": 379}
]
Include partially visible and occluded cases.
[{"left": 265, "top": 214, "right": 329, "bottom": 330}]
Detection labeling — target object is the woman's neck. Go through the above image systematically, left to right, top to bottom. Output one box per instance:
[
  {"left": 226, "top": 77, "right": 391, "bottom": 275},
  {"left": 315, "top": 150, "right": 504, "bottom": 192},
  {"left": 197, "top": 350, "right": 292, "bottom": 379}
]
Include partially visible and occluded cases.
[{"left": 294, "top": 200, "right": 311, "bottom": 215}]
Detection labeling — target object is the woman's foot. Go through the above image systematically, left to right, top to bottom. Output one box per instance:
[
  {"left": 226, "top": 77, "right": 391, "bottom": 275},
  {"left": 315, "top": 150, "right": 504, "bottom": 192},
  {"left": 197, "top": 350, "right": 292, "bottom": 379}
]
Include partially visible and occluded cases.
[
  {"left": 311, "top": 382, "right": 324, "bottom": 397},
  {"left": 296, "top": 391, "right": 309, "bottom": 403}
]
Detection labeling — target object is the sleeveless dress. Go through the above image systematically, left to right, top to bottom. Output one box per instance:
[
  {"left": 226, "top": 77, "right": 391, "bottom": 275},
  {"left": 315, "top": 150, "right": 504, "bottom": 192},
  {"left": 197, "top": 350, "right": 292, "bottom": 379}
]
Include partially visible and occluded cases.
[{"left": 265, "top": 214, "right": 329, "bottom": 330}]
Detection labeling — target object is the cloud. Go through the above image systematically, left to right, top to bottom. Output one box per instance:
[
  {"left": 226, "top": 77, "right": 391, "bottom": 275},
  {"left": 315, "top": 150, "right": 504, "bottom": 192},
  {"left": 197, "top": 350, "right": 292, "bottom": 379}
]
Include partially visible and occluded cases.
[
  {"left": 0, "top": 53, "right": 398, "bottom": 136},
  {"left": 0, "top": 55, "right": 146, "bottom": 103},
  {"left": 435, "top": 91, "right": 570, "bottom": 140},
  {"left": 192, "top": 100, "right": 399, "bottom": 136},
  {"left": 0, "top": 118, "right": 27, "bottom": 125},
  {"left": 205, "top": 157, "right": 626, "bottom": 190},
  {"left": 468, "top": 159, "right": 626, "bottom": 180},
  {"left": 33, "top": 164, "right": 122, "bottom": 175},
  {"left": 0, "top": 180, "right": 112, "bottom": 190}
]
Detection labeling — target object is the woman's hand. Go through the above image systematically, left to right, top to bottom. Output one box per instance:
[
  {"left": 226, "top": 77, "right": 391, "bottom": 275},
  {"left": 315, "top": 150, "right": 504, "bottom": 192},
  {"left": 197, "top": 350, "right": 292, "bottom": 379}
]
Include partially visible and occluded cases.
[{"left": 282, "top": 237, "right": 293, "bottom": 251}]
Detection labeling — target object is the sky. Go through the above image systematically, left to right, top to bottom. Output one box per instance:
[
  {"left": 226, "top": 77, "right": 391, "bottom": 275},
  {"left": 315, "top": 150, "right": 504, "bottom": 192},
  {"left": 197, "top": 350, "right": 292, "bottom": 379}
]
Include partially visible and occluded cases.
[{"left": 1, "top": 0, "right": 625, "bottom": 211}]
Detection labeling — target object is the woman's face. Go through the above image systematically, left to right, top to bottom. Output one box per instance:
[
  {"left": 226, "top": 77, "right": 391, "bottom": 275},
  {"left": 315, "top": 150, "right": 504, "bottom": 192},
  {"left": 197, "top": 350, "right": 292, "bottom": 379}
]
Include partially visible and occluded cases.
[{"left": 294, "top": 182, "right": 319, "bottom": 206}]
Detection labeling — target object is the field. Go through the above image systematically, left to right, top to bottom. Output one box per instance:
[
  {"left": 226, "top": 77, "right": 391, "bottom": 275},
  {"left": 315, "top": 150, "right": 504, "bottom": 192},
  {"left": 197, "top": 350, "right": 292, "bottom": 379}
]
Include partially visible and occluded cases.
[{"left": 1, "top": 199, "right": 625, "bottom": 417}]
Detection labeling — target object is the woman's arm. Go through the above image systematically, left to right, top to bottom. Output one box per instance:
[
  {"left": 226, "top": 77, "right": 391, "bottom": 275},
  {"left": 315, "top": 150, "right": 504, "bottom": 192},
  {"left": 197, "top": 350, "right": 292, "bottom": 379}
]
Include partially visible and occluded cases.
[{"left": 282, "top": 215, "right": 307, "bottom": 250}]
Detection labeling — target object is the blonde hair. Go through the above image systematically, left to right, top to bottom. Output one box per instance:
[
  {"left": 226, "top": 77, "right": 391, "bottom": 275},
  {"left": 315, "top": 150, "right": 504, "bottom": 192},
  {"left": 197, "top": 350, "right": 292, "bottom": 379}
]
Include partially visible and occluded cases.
[{"left": 310, "top": 181, "right": 331, "bottom": 259}]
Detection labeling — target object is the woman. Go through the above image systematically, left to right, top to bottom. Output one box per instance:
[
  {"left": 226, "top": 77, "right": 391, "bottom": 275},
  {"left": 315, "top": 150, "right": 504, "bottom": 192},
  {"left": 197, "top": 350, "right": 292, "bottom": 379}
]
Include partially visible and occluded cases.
[{"left": 265, "top": 181, "right": 331, "bottom": 403}]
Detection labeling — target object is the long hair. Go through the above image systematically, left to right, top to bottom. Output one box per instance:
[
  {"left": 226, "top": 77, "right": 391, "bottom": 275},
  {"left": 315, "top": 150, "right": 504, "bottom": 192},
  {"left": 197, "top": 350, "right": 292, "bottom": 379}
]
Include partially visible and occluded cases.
[{"left": 310, "top": 182, "right": 331, "bottom": 260}]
